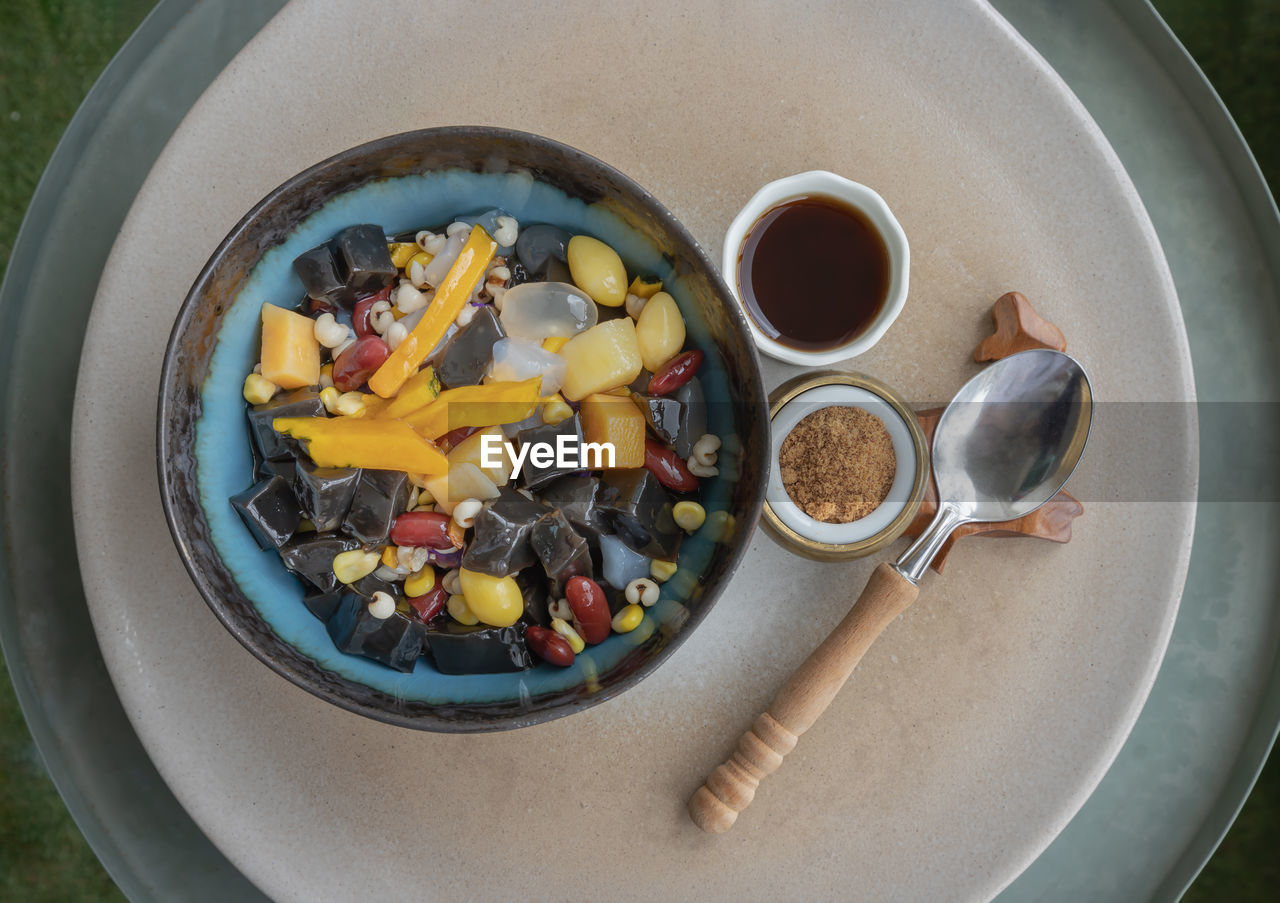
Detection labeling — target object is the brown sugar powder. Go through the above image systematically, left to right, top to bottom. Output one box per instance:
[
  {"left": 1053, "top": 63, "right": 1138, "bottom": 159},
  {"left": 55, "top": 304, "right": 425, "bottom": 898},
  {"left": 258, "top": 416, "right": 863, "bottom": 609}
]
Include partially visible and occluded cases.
[{"left": 779, "top": 406, "right": 896, "bottom": 523}]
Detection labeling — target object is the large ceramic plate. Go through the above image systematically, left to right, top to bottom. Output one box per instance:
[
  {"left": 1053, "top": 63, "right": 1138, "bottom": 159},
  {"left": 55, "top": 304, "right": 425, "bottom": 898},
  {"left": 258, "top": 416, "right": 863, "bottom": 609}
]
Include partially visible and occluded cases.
[{"left": 68, "top": 0, "right": 1198, "bottom": 899}]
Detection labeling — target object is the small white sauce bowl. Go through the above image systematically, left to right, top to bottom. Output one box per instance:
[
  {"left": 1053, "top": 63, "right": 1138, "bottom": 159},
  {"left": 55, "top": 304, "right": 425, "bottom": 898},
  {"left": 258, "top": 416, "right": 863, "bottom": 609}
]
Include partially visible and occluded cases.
[{"left": 722, "top": 170, "right": 910, "bottom": 366}]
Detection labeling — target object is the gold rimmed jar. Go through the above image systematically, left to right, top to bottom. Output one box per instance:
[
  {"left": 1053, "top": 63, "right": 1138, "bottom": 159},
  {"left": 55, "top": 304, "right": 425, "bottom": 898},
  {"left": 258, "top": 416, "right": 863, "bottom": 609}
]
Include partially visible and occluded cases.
[{"left": 763, "top": 370, "right": 929, "bottom": 561}]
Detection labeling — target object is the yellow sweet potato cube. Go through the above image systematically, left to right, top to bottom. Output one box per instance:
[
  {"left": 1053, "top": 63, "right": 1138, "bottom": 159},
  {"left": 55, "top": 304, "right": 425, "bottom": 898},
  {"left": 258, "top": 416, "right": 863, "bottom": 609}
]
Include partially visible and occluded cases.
[
  {"left": 259, "top": 303, "right": 320, "bottom": 389},
  {"left": 558, "top": 318, "right": 643, "bottom": 401},
  {"left": 579, "top": 393, "right": 645, "bottom": 469},
  {"left": 447, "top": 426, "right": 513, "bottom": 486},
  {"left": 422, "top": 462, "right": 501, "bottom": 515}
]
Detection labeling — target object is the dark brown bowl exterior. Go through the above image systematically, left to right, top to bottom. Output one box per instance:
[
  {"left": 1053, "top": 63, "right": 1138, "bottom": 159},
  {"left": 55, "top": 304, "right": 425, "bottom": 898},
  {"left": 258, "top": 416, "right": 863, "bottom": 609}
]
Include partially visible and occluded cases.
[{"left": 158, "top": 126, "right": 768, "bottom": 731}]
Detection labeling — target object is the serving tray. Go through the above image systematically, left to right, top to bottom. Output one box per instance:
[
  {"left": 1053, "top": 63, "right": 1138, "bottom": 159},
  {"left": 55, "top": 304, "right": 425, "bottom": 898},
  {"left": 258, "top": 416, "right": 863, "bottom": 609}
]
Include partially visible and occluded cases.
[{"left": 2, "top": 0, "right": 1275, "bottom": 900}]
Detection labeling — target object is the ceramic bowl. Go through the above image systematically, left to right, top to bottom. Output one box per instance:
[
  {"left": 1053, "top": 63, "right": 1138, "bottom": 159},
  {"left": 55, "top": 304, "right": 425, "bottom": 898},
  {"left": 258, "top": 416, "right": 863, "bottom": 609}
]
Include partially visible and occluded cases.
[
  {"left": 157, "top": 126, "right": 769, "bottom": 732},
  {"left": 722, "top": 170, "right": 910, "bottom": 365}
]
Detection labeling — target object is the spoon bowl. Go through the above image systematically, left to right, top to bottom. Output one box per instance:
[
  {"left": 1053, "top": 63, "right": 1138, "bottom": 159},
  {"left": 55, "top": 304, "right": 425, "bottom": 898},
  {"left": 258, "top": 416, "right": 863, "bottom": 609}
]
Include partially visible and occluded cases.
[{"left": 934, "top": 349, "right": 1092, "bottom": 523}]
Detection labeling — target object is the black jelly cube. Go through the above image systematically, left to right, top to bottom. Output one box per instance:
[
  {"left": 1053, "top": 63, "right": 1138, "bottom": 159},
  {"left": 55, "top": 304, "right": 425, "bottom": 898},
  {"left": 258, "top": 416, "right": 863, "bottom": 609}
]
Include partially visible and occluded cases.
[
  {"left": 334, "top": 224, "right": 396, "bottom": 295},
  {"left": 514, "top": 224, "right": 571, "bottom": 276},
  {"left": 292, "top": 243, "right": 354, "bottom": 306},
  {"left": 432, "top": 306, "right": 505, "bottom": 389},
  {"left": 672, "top": 376, "right": 707, "bottom": 459},
  {"left": 246, "top": 387, "right": 326, "bottom": 462},
  {"left": 636, "top": 395, "right": 684, "bottom": 448},
  {"left": 517, "top": 414, "right": 584, "bottom": 491},
  {"left": 254, "top": 455, "right": 296, "bottom": 485},
  {"left": 293, "top": 458, "right": 361, "bottom": 532},
  {"left": 343, "top": 469, "right": 410, "bottom": 544},
  {"left": 598, "top": 469, "right": 681, "bottom": 559},
  {"left": 538, "top": 475, "right": 610, "bottom": 536},
  {"left": 230, "top": 476, "right": 300, "bottom": 550},
  {"left": 460, "top": 488, "right": 548, "bottom": 578},
  {"left": 530, "top": 509, "right": 593, "bottom": 598},
  {"left": 278, "top": 533, "right": 361, "bottom": 593},
  {"left": 515, "top": 568, "right": 550, "bottom": 628},
  {"left": 350, "top": 572, "right": 400, "bottom": 601},
  {"left": 303, "top": 589, "right": 343, "bottom": 622},
  {"left": 326, "top": 593, "right": 425, "bottom": 673},
  {"left": 423, "top": 623, "right": 531, "bottom": 674}
]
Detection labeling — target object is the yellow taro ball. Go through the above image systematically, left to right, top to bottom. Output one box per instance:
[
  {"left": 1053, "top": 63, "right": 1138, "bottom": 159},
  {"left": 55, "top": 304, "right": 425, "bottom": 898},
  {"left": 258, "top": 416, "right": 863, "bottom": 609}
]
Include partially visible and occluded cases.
[
  {"left": 567, "top": 235, "right": 627, "bottom": 307},
  {"left": 634, "top": 291, "right": 686, "bottom": 373},
  {"left": 558, "top": 318, "right": 643, "bottom": 401},
  {"left": 457, "top": 569, "right": 523, "bottom": 627}
]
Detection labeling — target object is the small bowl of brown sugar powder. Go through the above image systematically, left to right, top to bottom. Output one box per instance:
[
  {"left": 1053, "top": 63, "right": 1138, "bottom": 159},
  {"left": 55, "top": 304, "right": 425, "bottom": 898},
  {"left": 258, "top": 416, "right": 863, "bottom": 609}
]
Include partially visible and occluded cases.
[{"left": 763, "top": 371, "right": 929, "bottom": 560}]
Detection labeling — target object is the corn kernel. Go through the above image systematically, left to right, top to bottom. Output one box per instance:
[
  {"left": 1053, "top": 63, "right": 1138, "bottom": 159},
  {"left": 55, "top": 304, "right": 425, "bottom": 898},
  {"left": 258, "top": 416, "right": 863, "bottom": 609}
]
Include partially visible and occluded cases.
[
  {"left": 388, "top": 242, "right": 418, "bottom": 269},
  {"left": 406, "top": 249, "right": 434, "bottom": 273},
  {"left": 627, "top": 274, "right": 663, "bottom": 299},
  {"left": 541, "top": 335, "right": 570, "bottom": 353},
  {"left": 318, "top": 363, "right": 334, "bottom": 389},
  {"left": 243, "top": 372, "right": 279, "bottom": 405},
  {"left": 320, "top": 386, "right": 341, "bottom": 413},
  {"left": 334, "top": 391, "right": 366, "bottom": 416},
  {"left": 542, "top": 393, "right": 573, "bottom": 425},
  {"left": 672, "top": 501, "right": 706, "bottom": 533},
  {"left": 706, "top": 510, "right": 735, "bottom": 542},
  {"left": 380, "top": 546, "right": 397, "bottom": 568},
  {"left": 332, "top": 549, "right": 380, "bottom": 584},
  {"left": 649, "top": 559, "right": 678, "bottom": 583},
  {"left": 404, "top": 567, "right": 435, "bottom": 598},
  {"left": 447, "top": 594, "right": 478, "bottom": 625},
  {"left": 611, "top": 603, "right": 644, "bottom": 634},
  {"left": 551, "top": 617, "right": 586, "bottom": 654}
]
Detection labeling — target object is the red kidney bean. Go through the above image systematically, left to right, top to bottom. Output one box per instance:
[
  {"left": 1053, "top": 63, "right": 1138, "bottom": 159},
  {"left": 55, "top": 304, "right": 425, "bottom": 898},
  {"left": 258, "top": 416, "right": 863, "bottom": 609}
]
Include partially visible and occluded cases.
[
  {"left": 352, "top": 285, "right": 391, "bottom": 337},
  {"left": 307, "top": 297, "right": 338, "bottom": 316},
  {"left": 352, "top": 298, "right": 376, "bottom": 338},
  {"left": 331, "top": 335, "right": 390, "bottom": 392},
  {"left": 647, "top": 349, "right": 703, "bottom": 396},
  {"left": 438, "top": 425, "right": 481, "bottom": 452},
  {"left": 643, "top": 439, "right": 699, "bottom": 492},
  {"left": 389, "top": 511, "right": 458, "bottom": 549},
  {"left": 564, "top": 576, "right": 611, "bottom": 645},
  {"left": 408, "top": 584, "right": 447, "bottom": 622},
  {"left": 526, "top": 626, "right": 575, "bottom": 667}
]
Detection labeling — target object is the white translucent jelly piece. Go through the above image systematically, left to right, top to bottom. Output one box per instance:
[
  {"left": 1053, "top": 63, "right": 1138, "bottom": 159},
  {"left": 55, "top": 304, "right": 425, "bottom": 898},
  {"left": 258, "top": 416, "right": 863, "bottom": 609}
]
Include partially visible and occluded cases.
[
  {"left": 421, "top": 229, "right": 468, "bottom": 287},
  {"left": 498, "top": 281, "right": 598, "bottom": 340},
  {"left": 488, "top": 338, "right": 566, "bottom": 396},
  {"left": 599, "top": 534, "right": 651, "bottom": 589}
]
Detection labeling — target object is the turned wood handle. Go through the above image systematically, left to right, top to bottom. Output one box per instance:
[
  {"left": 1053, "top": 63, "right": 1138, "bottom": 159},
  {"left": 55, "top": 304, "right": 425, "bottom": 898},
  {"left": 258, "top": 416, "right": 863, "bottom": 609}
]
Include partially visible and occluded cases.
[{"left": 688, "top": 562, "right": 920, "bottom": 833}]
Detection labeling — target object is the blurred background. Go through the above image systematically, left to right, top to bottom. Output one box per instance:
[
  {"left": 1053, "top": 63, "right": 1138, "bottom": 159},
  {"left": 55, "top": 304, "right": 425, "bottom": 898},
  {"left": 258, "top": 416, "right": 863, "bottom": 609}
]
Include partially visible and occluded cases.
[{"left": 1, "top": 0, "right": 1276, "bottom": 899}]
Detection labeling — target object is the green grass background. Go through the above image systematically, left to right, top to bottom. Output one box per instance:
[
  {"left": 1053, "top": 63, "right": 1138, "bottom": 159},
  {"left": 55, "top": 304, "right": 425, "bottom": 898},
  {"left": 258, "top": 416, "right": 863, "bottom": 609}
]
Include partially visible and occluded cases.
[{"left": 0, "top": 0, "right": 1276, "bottom": 899}]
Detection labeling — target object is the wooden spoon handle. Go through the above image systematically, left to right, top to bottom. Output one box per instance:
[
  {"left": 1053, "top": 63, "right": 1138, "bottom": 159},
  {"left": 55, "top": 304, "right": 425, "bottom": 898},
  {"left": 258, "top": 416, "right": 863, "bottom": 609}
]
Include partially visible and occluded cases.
[{"left": 688, "top": 562, "right": 920, "bottom": 833}]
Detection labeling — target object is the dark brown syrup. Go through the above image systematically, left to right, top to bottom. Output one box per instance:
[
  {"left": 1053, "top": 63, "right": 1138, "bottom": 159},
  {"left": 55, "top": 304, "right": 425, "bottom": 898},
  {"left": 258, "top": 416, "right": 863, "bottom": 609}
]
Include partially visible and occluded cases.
[{"left": 737, "top": 195, "right": 891, "bottom": 350}]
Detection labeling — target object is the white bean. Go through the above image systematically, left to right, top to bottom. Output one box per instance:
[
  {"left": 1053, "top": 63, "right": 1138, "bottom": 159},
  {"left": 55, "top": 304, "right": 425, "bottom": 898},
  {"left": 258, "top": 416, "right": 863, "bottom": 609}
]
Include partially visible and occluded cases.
[
  {"left": 493, "top": 215, "right": 519, "bottom": 246},
  {"left": 395, "top": 280, "right": 427, "bottom": 313},
  {"left": 313, "top": 312, "right": 348, "bottom": 349},
  {"left": 385, "top": 321, "right": 408, "bottom": 351},
  {"left": 452, "top": 497, "right": 483, "bottom": 529},
  {"left": 624, "top": 578, "right": 660, "bottom": 607},
  {"left": 368, "top": 592, "right": 396, "bottom": 619}
]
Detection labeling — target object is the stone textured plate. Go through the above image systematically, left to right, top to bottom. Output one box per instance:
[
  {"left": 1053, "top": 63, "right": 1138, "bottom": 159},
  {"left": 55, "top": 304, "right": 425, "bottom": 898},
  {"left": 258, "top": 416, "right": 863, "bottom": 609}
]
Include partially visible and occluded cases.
[{"left": 71, "top": 0, "right": 1196, "bottom": 899}]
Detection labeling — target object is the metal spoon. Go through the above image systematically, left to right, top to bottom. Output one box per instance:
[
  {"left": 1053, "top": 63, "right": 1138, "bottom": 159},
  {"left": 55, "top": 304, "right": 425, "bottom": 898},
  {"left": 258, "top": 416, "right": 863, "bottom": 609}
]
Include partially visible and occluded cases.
[{"left": 688, "top": 349, "right": 1092, "bottom": 833}]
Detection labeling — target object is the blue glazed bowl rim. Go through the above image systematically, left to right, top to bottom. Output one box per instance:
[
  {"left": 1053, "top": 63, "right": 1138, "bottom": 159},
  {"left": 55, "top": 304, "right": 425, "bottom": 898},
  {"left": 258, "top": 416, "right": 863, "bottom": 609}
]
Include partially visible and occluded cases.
[{"left": 157, "top": 125, "right": 768, "bottom": 732}]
